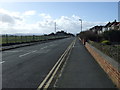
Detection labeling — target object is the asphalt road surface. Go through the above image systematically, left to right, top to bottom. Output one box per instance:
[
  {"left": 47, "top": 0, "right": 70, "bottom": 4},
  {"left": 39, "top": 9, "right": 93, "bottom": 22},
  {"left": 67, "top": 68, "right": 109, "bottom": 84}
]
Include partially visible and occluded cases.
[{"left": 2, "top": 37, "right": 74, "bottom": 88}]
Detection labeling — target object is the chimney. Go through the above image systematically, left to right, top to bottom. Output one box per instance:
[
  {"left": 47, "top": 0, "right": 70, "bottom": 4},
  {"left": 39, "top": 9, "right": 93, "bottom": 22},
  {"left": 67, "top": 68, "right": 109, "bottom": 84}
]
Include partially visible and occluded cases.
[{"left": 114, "top": 19, "right": 117, "bottom": 22}]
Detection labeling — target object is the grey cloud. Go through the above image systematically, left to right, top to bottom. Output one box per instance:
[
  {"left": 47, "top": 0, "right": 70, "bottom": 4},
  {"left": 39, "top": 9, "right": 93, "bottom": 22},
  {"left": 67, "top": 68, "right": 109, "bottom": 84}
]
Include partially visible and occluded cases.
[
  {"left": 0, "top": 13, "right": 23, "bottom": 24},
  {"left": 1, "top": 14, "right": 15, "bottom": 24},
  {"left": 13, "top": 16, "right": 23, "bottom": 21}
]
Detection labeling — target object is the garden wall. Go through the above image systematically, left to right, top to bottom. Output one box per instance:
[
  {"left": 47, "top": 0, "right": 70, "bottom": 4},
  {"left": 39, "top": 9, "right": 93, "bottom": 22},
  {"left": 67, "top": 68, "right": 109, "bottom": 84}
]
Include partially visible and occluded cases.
[{"left": 85, "top": 42, "right": 120, "bottom": 88}]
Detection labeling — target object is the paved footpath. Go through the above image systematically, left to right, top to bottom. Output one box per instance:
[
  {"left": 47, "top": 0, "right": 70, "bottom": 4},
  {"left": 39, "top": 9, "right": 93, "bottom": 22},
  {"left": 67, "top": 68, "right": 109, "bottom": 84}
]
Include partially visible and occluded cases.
[{"left": 55, "top": 38, "right": 117, "bottom": 88}]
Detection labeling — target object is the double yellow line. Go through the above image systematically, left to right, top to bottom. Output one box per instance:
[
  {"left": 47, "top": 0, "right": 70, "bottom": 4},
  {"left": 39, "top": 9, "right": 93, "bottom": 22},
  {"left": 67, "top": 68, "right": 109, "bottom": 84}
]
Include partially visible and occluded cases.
[{"left": 37, "top": 38, "right": 76, "bottom": 90}]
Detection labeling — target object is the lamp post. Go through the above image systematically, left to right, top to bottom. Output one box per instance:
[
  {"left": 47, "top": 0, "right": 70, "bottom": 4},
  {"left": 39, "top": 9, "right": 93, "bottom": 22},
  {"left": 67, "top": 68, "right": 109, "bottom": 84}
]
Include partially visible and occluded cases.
[
  {"left": 79, "top": 19, "right": 82, "bottom": 32},
  {"left": 79, "top": 19, "right": 85, "bottom": 44}
]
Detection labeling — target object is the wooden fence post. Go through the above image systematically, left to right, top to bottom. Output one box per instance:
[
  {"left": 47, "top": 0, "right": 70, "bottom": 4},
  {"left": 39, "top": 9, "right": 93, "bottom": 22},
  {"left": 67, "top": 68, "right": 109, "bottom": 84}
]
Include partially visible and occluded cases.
[{"left": 6, "top": 34, "right": 8, "bottom": 44}]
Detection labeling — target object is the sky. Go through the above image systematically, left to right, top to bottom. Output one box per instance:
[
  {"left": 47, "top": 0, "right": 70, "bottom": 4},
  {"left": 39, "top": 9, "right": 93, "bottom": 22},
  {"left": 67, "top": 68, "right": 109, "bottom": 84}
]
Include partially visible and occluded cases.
[{"left": 0, "top": 2, "right": 118, "bottom": 35}]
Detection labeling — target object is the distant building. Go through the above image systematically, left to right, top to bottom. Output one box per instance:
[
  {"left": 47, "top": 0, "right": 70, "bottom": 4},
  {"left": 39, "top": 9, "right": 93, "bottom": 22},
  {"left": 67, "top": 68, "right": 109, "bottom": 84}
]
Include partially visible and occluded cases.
[
  {"left": 90, "top": 20, "right": 120, "bottom": 35},
  {"left": 103, "top": 20, "right": 120, "bottom": 31},
  {"left": 111, "top": 21, "right": 120, "bottom": 30},
  {"left": 102, "top": 22, "right": 111, "bottom": 31},
  {"left": 117, "top": 22, "right": 120, "bottom": 30},
  {"left": 89, "top": 25, "right": 103, "bottom": 35}
]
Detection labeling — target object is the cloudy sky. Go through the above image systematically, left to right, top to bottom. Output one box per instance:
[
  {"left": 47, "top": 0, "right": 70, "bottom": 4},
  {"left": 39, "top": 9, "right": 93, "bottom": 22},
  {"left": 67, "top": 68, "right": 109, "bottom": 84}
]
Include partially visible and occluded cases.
[{"left": 0, "top": 2, "right": 118, "bottom": 35}]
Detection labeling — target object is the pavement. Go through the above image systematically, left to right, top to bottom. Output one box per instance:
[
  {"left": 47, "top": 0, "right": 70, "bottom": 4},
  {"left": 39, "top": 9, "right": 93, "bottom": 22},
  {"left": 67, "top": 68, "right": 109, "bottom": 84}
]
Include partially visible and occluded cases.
[
  {"left": 2, "top": 37, "right": 74, "bottom": 88},
  {"left": 55, "top": 38, "right": 117, "bottom": 88}
]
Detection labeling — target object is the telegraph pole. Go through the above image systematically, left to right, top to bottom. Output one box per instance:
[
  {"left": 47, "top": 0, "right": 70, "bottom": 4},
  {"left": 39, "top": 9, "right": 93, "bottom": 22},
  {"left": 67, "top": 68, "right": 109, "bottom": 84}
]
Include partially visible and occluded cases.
[
  {"left": 54, "top": 22, "right": 57, "bottom": 39},
  {"left": 55, "top": 22, "right": 56, "bottom": 34}
]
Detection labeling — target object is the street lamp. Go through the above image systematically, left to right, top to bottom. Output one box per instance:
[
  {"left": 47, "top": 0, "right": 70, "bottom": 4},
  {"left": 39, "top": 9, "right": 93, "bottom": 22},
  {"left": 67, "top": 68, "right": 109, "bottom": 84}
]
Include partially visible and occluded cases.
[
  {"left": 79, "top": 19, "right": 82, "bottom": 32},
  {"left": 79, "top": 19, "right": 85, "bottom": 44}
]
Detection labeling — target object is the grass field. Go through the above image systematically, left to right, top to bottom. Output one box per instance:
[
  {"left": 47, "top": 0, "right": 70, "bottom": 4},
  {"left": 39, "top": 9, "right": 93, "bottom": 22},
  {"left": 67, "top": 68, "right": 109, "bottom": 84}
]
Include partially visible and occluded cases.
[{"left": 1, "top": 35, "right": 66, "bottom": 45}]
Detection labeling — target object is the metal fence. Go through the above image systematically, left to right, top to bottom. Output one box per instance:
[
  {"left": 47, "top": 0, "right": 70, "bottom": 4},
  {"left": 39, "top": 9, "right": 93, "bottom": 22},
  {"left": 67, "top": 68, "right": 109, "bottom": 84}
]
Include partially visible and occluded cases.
[
  {"left": 1, "top": 34, "right": 67, "bottom": 45},
  {"left": 88, "top": 40, "right": 120, "bottom": 63}
]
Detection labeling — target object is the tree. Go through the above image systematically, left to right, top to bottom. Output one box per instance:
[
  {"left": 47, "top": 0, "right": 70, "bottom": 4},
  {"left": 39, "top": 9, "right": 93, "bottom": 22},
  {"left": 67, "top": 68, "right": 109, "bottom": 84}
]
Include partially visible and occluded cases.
[{"left": 79, "top": 30, "right": 102, "bottom": 42}]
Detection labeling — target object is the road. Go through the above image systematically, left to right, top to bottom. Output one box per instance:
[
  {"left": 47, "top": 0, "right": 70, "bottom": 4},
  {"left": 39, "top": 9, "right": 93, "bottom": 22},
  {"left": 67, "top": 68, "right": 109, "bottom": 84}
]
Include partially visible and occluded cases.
[
  {"left": 1, "top": 37, "right": 116, "bottom": 89},
  {"left": 2, "top": 37, "right": 74, "bottom": 88}
]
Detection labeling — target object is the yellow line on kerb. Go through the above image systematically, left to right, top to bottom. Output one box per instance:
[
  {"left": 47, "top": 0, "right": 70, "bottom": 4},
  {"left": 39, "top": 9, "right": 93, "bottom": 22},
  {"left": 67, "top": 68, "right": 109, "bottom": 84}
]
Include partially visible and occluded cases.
[
  {"left": 78, "top": 37, "right": 81, "bottom": 41},
  {"left": 37, "top": 38, "right": 76, "bottom": 90}
]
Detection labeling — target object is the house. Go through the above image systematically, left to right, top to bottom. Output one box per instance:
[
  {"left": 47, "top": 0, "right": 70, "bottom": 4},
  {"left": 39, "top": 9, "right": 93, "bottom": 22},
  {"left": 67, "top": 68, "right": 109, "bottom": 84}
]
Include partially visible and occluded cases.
[
  {"left": 89, "top": 20, "right": 120, "bottom": 35},
  {"left": 103, "top": 20, "right": 120, "bottom": 31},
  {"left": 110, "top": 20, "right": 120, "bottom": 30},
  {"left": 102, "top": 22, "right": 111, "bottom": 31},
  {"left": 117, "top": 22, "right": 120, "bottom": 30},
  {"left": 89, "top": 25, "right": 103, "bottom": 35},
  {"left": 97, "top": 26, "right": 103, "bottom": 34}
]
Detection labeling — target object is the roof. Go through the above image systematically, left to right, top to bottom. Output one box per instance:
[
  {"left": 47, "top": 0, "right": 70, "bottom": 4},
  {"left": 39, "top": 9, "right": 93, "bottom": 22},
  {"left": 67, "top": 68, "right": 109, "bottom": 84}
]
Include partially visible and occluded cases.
[
  {"left": 105, "top": 20, "right": 120, "bottom": 27},
  {"left": 105, "top": 22, "right": 112, "bottom": 27},
  {"left": 112, "top": 22, "right": 120, "bottom": 26},
  {"left": 117, "top": 22, "right": 120, "bottom": 26},
  {"left": 89, "top": 26, "right": 103, "bottom": 31}
]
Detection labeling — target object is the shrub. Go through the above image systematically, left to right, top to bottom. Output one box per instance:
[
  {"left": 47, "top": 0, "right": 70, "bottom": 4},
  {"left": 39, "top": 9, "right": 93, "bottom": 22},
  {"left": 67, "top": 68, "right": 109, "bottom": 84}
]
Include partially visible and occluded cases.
[
  {"left": 79, "top": 30, "right": 102, "bottom": 42},
  {"left": 102, "top": 30, "right": 120, "bottom": 42},
  {"left": 101, "top": 40, "right": 111, "bottom": 45}
]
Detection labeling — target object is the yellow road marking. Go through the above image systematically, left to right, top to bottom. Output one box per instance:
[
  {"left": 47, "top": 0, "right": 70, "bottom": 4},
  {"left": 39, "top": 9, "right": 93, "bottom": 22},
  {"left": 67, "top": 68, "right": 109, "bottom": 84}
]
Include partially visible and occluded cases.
[{"left": 37, "top": 39, "right": 76, "bottom": 90}]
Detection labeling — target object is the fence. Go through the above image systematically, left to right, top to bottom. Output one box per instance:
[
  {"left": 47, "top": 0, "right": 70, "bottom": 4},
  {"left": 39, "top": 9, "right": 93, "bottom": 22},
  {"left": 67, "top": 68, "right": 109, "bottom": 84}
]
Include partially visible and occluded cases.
[
  {"left": 1, "top": 35, "right": 67, "bottom": 45},
  {"left": 88, "top": 40, "right": 120, "bottom": 63}
]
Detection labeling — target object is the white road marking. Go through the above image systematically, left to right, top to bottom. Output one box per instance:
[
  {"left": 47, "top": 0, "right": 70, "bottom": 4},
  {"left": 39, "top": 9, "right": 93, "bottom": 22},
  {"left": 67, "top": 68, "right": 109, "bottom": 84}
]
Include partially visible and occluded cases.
[
  {"left": 40, "top": 44, "right": 56, "bottom": 50},
  {"left": 49, "top": 44, "right": 56, "bottom": 47},
  {"left": 41, "top": 46, "right": 48, "bottom": 49},
  {"left": 4, "top": 50, "right": 23, "bottom": 53},
  {"left": 19, "top": 50, "right": 37, "bottom": 57},
  {"left": 32, "top": 50, "right": 37, "bottom": 53},
  {"left": 0, "top": 61, "right": 5, "bottom": 64}
]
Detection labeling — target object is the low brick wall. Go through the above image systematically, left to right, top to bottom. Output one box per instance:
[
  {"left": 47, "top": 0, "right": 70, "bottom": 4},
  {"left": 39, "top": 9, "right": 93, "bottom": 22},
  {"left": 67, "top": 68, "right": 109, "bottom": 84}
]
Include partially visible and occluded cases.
[{"left": 85, "top": 42, "right": 120, "bottom": 88}]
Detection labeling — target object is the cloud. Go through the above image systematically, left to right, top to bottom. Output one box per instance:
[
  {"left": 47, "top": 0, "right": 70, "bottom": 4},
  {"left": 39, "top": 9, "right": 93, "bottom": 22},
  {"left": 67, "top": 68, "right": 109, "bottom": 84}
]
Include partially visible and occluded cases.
[
  {"left": 0, "top": 8, "right": 23, "bottom": 25},
  {"left": 0, "top": 9, "right": 107, "bottom": 35},
  {"left": 23, "top": 10, "right": 36, "bottom": 16},
  {"left": 39, "top": 13, "right": 52, "bottom": 20},
  {"left": 1, "top": 14, "right": 15, "bottom": 24},
  {"left": 55, "top": 15, "right": 106, "bottom": 34}
]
